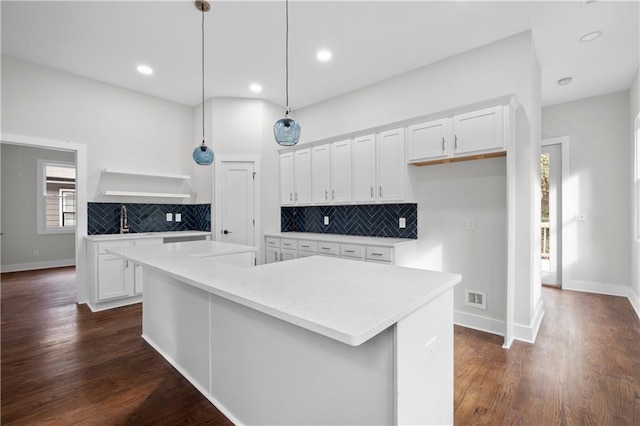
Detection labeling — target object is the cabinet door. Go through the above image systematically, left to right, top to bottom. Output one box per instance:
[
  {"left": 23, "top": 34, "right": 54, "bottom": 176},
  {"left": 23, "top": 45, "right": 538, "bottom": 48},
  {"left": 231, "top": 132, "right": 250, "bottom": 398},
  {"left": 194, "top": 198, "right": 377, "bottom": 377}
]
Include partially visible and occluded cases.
[
  {"left": 453, "top": 105, "right": 504, "bottom": 155},
  {"left": 407, "top": 118, "right": 450, "bottom": 161},
  {"left": 377, "top": 128, "right": 405, "bottom": 202},
  {"left": 352, "top": 134, "right": 377, "bottom": 203},
  {"left": 330, "top": 140, "right": 352, "bottom": 203},
  {"left": 311, "top": 144, "right": 331, "bottom": 204},
  {"left": 294, "top": 148, "right": 311, "bottom": 204},
  {"left": 280, "top": 152, "right": 295, "bottom": 206},
  {"left": 265, "top": 247, "right": 280, "bottom": 264},
  {"left": 280, "top": 248, "right": 298, "bottom": 261},
  {"left": 98, "top": 255, "right": 134, "bottom": 300},
  {"left": 134, "top": 263, "right": 144, "bottom": 294}
]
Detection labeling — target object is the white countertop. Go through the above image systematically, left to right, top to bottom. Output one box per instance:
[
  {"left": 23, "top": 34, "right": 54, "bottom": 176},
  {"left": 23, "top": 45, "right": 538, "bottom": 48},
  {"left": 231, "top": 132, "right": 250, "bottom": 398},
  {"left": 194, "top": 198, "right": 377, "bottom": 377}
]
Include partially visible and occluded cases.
[
  {"left": 85, "top": 230, "right": 211, "bottom": 242},
  {"left": 264, "top": 232, "right": 417, "bottom": 247},
  {"left": 109, "top": 241, "right": 460, "bottom": 347}
]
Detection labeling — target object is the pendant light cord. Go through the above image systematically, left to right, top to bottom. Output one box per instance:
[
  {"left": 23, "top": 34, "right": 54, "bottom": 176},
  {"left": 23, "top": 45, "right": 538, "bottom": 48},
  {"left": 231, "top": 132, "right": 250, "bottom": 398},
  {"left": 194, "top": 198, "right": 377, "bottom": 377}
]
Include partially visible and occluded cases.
[
  {"left": 285, "top": 0, "right": 289, "bottom": 114},
  {"left": 201, "top": 5, "right": 205, "bottom": 144}
]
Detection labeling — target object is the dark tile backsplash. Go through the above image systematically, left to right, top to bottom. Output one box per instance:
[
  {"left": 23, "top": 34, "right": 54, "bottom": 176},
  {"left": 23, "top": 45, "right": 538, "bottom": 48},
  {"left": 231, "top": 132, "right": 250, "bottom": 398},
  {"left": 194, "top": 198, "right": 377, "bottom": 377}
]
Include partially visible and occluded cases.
[
  {"left": 88, "top": 203, "right": 210, "bottom": 235},
  {"left": 281, "top": 204, "right": 417, "bottom": 239}
]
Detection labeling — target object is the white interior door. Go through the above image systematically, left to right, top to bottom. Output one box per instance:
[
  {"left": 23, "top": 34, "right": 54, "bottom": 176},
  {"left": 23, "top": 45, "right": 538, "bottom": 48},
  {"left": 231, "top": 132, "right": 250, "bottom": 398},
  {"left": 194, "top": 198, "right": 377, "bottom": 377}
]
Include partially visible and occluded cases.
[
  {"left": 541, "top": 144, "right": 562, "bottom": 285},
  {"left": 219, "top": 161, "right": 255, "bottom": 246}
]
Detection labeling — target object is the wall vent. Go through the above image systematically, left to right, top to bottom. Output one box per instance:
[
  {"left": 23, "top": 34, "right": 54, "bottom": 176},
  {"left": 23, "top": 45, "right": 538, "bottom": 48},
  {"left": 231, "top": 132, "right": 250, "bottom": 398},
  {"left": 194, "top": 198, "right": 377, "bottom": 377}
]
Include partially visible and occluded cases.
[{"left": 464, "top": 289, "right": 487, "bottom": 310}]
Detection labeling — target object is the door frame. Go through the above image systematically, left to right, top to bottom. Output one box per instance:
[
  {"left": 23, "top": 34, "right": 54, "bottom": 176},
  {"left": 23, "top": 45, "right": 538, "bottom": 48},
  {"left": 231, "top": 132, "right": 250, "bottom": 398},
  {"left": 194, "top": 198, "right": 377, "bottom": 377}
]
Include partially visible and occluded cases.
[
  {"left": 1, "top": 132, "right": 88, "bottom": 303},
  {"left": 541, "top": 136, "right": 571, "bottom": 289},
  {"left": 214, "top": 155, "right": 261, "bottom": 253}
]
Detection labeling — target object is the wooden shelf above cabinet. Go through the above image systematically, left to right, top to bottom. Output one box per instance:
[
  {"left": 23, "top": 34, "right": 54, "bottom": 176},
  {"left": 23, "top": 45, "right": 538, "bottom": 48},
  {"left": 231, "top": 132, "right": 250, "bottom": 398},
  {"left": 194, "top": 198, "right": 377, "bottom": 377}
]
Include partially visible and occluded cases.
[
  {"left": 409, "top": 151, "right": 506, "bottom": 167},
  {"left": 102, "top": 168, "right": 190, "bottom": 180},
  {"left": 102, "top": 190, "right": 190, "bottom": 199}
]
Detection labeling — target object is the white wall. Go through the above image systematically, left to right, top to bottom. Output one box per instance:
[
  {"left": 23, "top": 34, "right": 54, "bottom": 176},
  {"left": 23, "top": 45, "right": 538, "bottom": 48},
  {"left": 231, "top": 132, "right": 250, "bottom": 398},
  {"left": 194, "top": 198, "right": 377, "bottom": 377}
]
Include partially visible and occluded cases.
[
  {"left": 295, "top": 31, "right": 542, "bottom": 336},
  {"left": 1, "top": 55, "right": 195, "bottom": 204},
  {"left": 629, "top": 68, "right": 640, "bottom": 315},
  {"left": 542, "top": 91, "right": 631, "bottom": 294},
  {"left": 191, "top": 97, "right": 283, "bottom": 262},
  {"left": 1, "top": 144, "right": 75, "bottom": 270}
]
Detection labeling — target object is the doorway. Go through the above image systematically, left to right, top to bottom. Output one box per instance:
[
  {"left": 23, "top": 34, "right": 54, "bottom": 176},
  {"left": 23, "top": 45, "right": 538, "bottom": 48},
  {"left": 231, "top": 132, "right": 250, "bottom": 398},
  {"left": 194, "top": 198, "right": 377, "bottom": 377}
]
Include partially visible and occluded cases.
[
  {"left": 540, "top": 144, "right": 561, "bottom": 286},
  {"left": 214, "top": 156, "right": 261, "bottom": 257}
]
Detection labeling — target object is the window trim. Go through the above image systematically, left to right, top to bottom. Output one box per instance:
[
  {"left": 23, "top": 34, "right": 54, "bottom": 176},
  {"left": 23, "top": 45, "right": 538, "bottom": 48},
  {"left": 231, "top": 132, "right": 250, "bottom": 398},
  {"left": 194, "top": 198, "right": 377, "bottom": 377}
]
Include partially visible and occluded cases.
[{"left": 36, "top": 159, "right": 76, "bottom": 235}]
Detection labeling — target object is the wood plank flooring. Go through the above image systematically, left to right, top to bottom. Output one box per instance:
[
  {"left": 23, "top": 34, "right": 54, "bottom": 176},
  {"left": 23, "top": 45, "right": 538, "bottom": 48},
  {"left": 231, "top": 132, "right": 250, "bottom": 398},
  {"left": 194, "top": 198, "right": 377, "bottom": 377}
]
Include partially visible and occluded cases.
[{"left": 2, "top": 267, "right": 639, "bottom": 424}]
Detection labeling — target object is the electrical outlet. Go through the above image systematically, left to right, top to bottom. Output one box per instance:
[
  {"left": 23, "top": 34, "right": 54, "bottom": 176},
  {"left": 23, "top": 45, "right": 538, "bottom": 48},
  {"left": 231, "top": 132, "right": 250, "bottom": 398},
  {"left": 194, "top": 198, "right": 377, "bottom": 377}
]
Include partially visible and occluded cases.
[
  {"left": 166, "top": 212, "right": 173, "bottom": 222},
  {"left": 175, "top": 213, "right": 182, "bottom": 222},
  {"left": 324, "top": 216, "right": 329, "bottom": 226},
  {"left": 399, "top": 217, "right": 406, "bottom": 228},
  {"left": 33, "top": 250, "right": 39, "bottom": 257},
  {"left": 424, "top": 337, "right": 437, "bottom": 365}
]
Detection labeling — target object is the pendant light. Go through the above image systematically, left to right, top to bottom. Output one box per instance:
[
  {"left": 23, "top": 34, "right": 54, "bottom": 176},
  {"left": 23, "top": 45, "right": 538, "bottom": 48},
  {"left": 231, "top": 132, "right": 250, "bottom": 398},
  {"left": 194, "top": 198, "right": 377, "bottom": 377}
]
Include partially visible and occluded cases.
[
  {"left": 192, "top": 0, "right": 214, "bottom": 165},
  {"left": 273, "top": 0, "right": 301, "bottom": 146}
]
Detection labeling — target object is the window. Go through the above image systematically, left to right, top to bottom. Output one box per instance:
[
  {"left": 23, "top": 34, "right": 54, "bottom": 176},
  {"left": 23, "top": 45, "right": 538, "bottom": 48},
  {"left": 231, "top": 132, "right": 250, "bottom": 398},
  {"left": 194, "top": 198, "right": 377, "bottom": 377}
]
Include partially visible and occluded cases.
[{"left": 37, "top": 160, "right": 76, "bottom": 234}]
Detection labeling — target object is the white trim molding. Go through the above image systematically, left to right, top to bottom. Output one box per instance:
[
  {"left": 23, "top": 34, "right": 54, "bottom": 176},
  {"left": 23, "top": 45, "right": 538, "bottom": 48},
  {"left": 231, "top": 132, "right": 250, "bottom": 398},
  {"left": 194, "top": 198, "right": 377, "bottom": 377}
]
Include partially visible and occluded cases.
[
  {"left": 1, "top": 258, "right": 75, "bottom": 273},
  {"left": 565, "top": 280, "right": 640, "bottom": 321},
  {"left": 511, "top": 299, "right": 545, "bottom": 345},
  {"left": 454, "top": 310, "right": 505, "bottom": 337}
]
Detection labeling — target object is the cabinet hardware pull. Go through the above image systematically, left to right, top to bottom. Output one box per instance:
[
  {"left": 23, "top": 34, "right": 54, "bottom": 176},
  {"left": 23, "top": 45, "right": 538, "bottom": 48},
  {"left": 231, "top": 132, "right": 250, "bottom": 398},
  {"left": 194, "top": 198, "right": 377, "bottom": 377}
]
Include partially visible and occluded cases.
[
  {"left": 455, "top": 135, "right": 458, "bottom": 149},
  {"left": 442, "top": 137, "right": 445, "bottom": 151},
  {"left": 370, "top": 186, "right": 374, "bottom": 198},
  {"left": 379, "top": 186, "right": 383, "bottom": 197},
  {"left": 332, "top": 189, "right": 335, "bottom": 200},
  {"left": 325, "top": 190, "right": 328, "bottom": 200},
  {"left": 289, "top": 192, "right": 293, "bottom": 201},
  {"left": 295, "top": 192, "right": 298, "bottom": 201},
  {"left": 301, "top": 245, "right": 309, "bottom": 248},
  {"left": 321, "top": 247, "right": 331, "bottom": 250},
  {"left": 345, "top": 249, "right": 355, "bottom": 253},
  {"left": 371, "top": 253, "right": 383, "bottom": 256}
]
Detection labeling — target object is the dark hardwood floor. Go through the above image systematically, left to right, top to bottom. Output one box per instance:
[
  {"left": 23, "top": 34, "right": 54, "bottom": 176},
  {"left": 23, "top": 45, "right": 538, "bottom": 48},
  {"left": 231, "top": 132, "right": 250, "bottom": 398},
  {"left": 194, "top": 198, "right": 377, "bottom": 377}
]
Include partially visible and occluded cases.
[{"left": 2, "top": 267, "right": 639, "bottom": 425}]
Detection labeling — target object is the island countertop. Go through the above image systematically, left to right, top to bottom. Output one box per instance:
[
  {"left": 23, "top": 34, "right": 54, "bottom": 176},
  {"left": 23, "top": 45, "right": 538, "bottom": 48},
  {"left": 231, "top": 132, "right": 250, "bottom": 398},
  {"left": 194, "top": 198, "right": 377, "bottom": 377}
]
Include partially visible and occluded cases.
[{"left": 108, "top": 241, "right": 461, "bottom": 346}]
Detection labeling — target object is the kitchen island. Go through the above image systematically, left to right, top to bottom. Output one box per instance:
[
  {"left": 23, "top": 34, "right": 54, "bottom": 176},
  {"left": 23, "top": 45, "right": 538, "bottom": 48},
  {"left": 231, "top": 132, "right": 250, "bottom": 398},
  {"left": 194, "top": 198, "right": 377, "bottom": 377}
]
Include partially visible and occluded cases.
[{"left": 109, "top": 240, "right": 461, "bottom": 425}]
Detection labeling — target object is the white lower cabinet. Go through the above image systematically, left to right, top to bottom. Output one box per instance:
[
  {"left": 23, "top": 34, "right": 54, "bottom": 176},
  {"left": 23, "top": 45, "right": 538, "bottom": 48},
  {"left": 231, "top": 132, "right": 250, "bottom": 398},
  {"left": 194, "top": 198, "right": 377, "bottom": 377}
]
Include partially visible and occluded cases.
[
  {"left": 264, "top": 233, "right": 416, "bottom": 266},
  {"left": 88, "top": 236, "right": 168, "bottom": 310},
  {"left": 98, "top": 255, "right": 134, "bottom": 300}
]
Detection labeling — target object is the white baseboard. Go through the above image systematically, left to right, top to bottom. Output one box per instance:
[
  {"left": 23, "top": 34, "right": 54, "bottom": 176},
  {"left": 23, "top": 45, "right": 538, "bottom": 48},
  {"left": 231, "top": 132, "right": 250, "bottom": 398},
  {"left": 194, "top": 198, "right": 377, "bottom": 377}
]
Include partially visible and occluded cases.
[
  {"left": 1, "top": 258, "right": 75, "bottom": 273},
  {"left": 565, "top": 279, "right": 640, "bottom": 322},
  {"left": 629, "top": 287, "right": 640, "bottom": 321},
  {"left": 86, "top": 296, "right": 142, "bottom": 313},
  {"left": 512, "top": 299, "right": 545, "bottom": 344},
  {"left": 454, "top": 310, "right": 505, "bottom": 337},
  {"left": 141, "top": 334, "right": 242, "bottom": 426}
]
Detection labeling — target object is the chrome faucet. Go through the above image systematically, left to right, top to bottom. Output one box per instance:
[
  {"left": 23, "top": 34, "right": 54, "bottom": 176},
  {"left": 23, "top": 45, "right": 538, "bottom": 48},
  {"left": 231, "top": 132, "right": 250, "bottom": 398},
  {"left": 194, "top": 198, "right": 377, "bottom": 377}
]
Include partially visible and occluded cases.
[{"left": 120, "top": 205, "right": 129, "bottom": 234}]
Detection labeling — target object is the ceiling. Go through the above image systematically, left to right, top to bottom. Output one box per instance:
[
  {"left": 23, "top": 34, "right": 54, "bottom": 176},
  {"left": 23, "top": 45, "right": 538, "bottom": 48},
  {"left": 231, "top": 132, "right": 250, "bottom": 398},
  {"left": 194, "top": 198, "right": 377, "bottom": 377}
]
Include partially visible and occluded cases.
[{"left": 2, "top": 1, "right": 638, "bottom": 110}]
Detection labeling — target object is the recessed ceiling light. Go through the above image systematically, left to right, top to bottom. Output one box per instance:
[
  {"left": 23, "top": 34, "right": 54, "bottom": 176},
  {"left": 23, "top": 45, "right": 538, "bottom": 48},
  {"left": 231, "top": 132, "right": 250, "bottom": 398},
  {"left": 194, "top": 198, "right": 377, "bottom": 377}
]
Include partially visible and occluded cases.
[
  {"left": 579, "top": 31, "right": 603, "bottom": 42},
  {"left": 316, "top": 49, "right": 332, "bottom": 62},
  {"left": 137, "top": 65, "right": 153, "bottom": 75},
  {"left": 557, "top": 77, "right": 573, "bottom": 86},
  {"left": 249, "top": 83, "right": 263, "bottom": 93}
]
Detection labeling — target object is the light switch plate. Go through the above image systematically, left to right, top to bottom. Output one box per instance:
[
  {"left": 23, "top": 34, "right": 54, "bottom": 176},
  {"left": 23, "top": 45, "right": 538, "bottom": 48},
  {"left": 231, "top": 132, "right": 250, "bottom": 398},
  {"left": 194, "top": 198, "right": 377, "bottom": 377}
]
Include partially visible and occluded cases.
[
  {"left": 166, "top": 212, "right": 173, "bottom": 222},
  {"left": 175, "top": 213, "right": 182, "bottom": 222},
  {"left": 324, "top": 216, "right": 329, "bottom": 225},
  {"left": 399, "top": 218, "right": 406, "bottom": 228}
]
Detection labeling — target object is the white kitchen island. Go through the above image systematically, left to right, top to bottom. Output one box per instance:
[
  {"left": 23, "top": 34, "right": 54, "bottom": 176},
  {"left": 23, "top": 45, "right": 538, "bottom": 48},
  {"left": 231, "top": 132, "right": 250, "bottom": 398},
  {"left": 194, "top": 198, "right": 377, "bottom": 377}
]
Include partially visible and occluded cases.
[{"left": 109, "top": 240, "right": 461, "bottom": 426}]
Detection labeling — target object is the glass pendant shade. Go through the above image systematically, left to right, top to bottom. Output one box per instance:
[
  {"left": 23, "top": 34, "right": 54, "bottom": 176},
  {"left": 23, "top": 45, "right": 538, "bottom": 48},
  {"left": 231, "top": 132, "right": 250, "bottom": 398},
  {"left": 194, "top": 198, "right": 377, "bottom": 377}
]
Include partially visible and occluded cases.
[
  {"left": 274, "top": 116, "right": 301, "bottom": 146},
  {"left": 193, "top": 141, "right": 214, "bottom": 165}
]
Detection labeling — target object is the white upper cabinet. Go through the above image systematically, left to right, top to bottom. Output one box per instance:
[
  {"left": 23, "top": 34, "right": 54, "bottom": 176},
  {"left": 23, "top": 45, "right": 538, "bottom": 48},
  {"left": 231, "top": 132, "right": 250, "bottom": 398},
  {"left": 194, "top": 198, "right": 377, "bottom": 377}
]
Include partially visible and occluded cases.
[
  {"left": 452, "top": 105, "right": 504, "bottom": 155},
  {"left": 407, "top": 118, "right": 449, "bottom": 161},
  {"left": 377, "top": 128, "right": 405, "bottom": 202},
  {"left": 352, "top": 134, "right": 377, "bottom": 203},
  {"left": 330, "top": 140, "right": 352, "bottom": 203},
  {"left": 311, "top": 144, "right": 331, "bottom": 204},
  {"left": 294, "top": 148, "right": 311, "bottom": 204},
  {"left": 280, "top": 152, "right": 295, "bottom": 206}
]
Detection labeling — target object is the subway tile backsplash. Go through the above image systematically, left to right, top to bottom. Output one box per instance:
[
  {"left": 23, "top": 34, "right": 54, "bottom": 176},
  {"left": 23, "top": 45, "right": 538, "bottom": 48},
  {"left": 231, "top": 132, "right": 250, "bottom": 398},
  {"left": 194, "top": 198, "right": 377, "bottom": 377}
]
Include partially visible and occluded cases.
[
  {"left": 88, "top": 203, "right": 210, "bottom": 235},
  {"left": 281, "top": 204, "right": 417, "bottom": 239}
]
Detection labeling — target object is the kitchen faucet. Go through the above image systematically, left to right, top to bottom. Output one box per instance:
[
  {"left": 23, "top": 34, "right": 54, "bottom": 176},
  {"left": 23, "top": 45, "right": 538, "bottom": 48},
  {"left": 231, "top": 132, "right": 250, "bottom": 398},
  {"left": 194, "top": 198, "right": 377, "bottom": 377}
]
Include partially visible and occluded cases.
[{"left": 120, "top": 205, "right": 129, "bottom": 234}]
